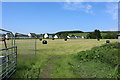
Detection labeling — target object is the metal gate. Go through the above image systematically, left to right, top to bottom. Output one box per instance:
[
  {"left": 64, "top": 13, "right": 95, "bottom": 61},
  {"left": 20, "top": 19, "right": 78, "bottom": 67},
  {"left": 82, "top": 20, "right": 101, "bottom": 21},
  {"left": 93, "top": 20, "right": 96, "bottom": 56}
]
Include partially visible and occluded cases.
[{"left": 0, "top": 29, "right": 17, "bottom": 79}]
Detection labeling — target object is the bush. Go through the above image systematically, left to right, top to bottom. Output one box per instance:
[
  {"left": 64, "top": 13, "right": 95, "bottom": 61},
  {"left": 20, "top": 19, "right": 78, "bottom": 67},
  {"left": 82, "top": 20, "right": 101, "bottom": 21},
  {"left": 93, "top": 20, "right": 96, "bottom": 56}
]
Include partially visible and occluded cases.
[
  {"left": 77, "top": 43, "right": 119, "bottom": 66},
  {"left": 77, "top": 43, "right": 119, "bottom": 78}
]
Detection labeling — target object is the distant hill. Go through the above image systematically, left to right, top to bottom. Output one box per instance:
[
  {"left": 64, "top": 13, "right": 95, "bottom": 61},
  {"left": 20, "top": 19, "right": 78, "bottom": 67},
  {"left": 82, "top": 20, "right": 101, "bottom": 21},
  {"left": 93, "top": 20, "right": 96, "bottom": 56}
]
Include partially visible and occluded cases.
[
  {"left": 55, "top": 30, "right": 119, "bottom": 39},
  {"left": 56, "top": 31, "right": 84, "bottom": 34},
  {"left": 101, "top": 31, "right": 119, "bottom": 33}
]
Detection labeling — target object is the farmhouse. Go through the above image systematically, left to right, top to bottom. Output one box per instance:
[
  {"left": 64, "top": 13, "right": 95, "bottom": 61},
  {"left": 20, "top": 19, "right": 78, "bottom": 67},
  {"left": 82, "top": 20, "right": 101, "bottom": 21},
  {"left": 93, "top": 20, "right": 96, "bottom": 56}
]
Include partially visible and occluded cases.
[
  {"left": 5, "top": 33, "right": 12, "bottom": 39},
  {"left": 28, "top": 33, "right": 36, "bottom": 38},
  {"left": 44, "top": 33, "right": 53, "bottom": 38},
  {"left": 44, "top": 33, "right": 49, "bottom": 38},
  {"left": 118, "top": 33, "right": 120, "bottom": 43},
  {"left": 54, "top": 35, "right": 58, "bottom": 38},
  {"left": 67, "top": 36, "right": 70, "bottom": 39},
  {"left": 81, "top": 36, "right": 85, "bottom": 39}
]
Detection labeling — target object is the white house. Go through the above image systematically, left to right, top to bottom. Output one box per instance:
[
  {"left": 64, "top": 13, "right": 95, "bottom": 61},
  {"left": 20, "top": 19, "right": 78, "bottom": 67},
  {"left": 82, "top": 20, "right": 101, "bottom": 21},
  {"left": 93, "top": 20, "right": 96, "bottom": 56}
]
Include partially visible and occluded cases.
[
  {"left": 5, "top": 33, "right": 11, "bottom": 39},
  {"left": 28, "top": 33, "right": 32, "bottom": 38},
  {"left": 28, "top": 33, "right": 36, "bottom": 38},
  {"left": 44, "top": 33, "right": 49, "bottom": 38},
  {"left": 5, "top": 34, "right": 9, "bottom": 39},
  {"left": 54, "top": 35, "right": 58, "bottom": 38},
  {"left": 67, "top": 36, "right": 70, "bottom": 39},
  {"left": 81, "top": 36, "right": 84, "bottom": 39}
]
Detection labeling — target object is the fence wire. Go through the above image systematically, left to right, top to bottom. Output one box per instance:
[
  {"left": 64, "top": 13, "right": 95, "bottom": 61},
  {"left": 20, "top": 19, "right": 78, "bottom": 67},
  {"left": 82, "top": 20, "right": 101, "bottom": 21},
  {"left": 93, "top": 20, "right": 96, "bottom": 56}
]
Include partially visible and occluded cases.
[{"left": 15, "top": 38, "right": 36, "bottom": 57}]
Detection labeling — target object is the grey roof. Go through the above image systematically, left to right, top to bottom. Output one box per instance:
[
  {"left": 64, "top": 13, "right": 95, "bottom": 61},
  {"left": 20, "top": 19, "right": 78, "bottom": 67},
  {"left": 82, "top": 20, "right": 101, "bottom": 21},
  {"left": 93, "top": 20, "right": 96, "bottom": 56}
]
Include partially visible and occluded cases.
[{"left": 15, "top": 33, "right": 28, "bottom": 37}]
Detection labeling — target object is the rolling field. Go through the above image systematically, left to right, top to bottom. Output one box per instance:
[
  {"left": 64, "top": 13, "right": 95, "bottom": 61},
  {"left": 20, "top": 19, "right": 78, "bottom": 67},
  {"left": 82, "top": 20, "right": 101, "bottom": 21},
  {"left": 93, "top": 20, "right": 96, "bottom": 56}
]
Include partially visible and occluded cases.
[{"left": 11, "top": 39, "right": 118, "bottom": 78}]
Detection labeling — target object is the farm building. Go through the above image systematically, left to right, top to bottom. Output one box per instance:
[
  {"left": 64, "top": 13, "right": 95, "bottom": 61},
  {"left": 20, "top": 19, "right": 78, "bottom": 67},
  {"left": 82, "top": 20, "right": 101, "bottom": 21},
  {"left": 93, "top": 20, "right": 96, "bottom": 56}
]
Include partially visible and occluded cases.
[
  {"left": 5, "top": 33, "right": 12, "bottom": 39},
  {"left": 15, "top": 33, "right": 29, "bottom": 39},
  {"left": 28, "top": 33, "right": 36, "bottom": 38},
  {"left": 44, "top": 33, "right": 53, "bottom": 38},
  {"left": 44, "top": 33, "right": 49, "bottom": 38},
  {"left": 118, "top": 33, "right": 120, "bottom": 43},
  {"left": 36, "top": 34, "right": 44, "bottom": 39},
  {"left": 48, "top": 34, "right": 53, "bottom": 38},
  {"left": 54, "top": 35, "right": 58, "bottom": 38},
  {"left": 58, "top": 35, "right": 64, "bottom": 39},
  {"left": 67, "top": 35, "right": 85, "bottom": 39},
  {"left": 67, "top": 36, "right": 70, "bottom": 39},
  {"left": 69, "top": 36, "right": 76, "bottom": 39},
  {"left": 75, "top": 36, "right": 82, "bottom": 39},
  {"left": 81, "top": 36, "right": 85, "bottom": 39}
]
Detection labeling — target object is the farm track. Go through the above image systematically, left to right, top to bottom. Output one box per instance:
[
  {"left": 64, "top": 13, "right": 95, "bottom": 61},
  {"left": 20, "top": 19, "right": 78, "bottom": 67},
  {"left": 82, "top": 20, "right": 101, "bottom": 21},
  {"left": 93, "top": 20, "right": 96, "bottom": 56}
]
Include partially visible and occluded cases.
[{"left": 40, "top": 55, "right": 61, "bottom": 78}]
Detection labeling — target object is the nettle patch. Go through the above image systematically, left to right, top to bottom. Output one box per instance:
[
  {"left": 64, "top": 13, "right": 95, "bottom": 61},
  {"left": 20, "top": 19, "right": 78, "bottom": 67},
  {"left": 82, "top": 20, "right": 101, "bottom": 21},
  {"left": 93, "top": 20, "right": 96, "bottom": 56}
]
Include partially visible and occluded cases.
[
  {"left": 77, "top": 43, "right": 119, "bottom": 78},
  {"left": 78, "top": 43, "right": 119, "bottom": 66}
]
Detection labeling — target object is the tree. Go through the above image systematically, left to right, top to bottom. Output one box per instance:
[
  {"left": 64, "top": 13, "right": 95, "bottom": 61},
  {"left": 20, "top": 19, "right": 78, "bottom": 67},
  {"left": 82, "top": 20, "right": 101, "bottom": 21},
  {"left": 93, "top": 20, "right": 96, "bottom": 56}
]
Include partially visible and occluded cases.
[
  {"left": 87, "top": 29, "right": 102, "bottom": 39},
  {"left": 94, "top": 29, "right": 102, "bottom": 39},
  {"left": 102, "top": 32, "right": 117, "bottom": 39},
  {"left": 61, "top": 33, "right": 68, "bottom": 39}
]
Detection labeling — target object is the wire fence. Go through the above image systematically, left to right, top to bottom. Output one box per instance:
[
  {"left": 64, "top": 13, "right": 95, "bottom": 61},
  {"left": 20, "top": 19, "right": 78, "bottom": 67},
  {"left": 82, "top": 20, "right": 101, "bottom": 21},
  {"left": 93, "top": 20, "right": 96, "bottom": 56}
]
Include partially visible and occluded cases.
[{"left": 15, "top": 38, "right": 36, "bottom": 57}]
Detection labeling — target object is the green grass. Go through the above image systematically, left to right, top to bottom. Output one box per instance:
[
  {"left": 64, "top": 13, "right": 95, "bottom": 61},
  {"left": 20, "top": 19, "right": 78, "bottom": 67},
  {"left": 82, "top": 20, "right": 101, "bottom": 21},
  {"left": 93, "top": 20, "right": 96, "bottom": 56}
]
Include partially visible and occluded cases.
[
  {"left": 68, "top": 33, "right": 88, "bottom": 36},
  {"left": 68, "top": 33, "right": 109, "bottom": 38},
  {"left": 11, "top": 39, "right": 118, "bottom": 78},
  {"left": 77, "top": 42, "right": 119, "bottom": 78}
]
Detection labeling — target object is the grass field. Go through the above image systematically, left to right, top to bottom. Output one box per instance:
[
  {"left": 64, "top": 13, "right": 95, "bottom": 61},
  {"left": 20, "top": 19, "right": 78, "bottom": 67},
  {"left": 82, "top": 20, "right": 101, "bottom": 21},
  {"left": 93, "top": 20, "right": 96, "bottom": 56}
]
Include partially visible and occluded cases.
[
  {"left": 68, "top": 33, "right": 112, "bottom": 38},
  {"left": 11, "top": 39, "right": 118, "bottom": 78}
]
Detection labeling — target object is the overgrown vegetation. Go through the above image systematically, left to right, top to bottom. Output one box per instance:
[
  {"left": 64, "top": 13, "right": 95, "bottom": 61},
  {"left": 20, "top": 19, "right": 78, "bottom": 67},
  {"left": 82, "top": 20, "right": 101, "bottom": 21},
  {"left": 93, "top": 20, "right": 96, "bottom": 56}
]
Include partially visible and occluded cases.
[{"left": 77, "top": 42, "right": 120, "bottom": 78}]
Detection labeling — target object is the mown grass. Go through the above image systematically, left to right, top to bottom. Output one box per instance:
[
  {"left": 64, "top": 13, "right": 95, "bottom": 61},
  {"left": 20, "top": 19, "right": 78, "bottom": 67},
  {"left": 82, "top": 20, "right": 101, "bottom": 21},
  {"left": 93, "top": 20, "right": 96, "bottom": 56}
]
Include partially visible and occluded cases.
[{"left": 11, "top": 39, "right": 118, "bottom": 78}]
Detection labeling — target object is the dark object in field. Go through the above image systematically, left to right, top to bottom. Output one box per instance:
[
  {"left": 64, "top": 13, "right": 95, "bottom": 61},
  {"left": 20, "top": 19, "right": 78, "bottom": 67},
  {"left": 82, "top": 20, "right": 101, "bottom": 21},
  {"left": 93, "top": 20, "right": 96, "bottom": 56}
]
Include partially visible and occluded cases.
[
  {"left": 7, "top": 38, "right": 9, "bottom": 40},
  {"left": 52, "top": 38, "right": 54, "bottom": 40},
  {"left": 97, "top": 38, "right": 100, "bottom": 41},
  {"left": 39, "top": 39, "right": 42, "bottom": 41},
  {"left": 64, "top": 39, "right": 67, "bottom": 41},
  {"left": 42, "top": 40, "right": 47, "bottom": 44},
  {"left": 106, "top": 40, "right": 110, "bottom": 43}
]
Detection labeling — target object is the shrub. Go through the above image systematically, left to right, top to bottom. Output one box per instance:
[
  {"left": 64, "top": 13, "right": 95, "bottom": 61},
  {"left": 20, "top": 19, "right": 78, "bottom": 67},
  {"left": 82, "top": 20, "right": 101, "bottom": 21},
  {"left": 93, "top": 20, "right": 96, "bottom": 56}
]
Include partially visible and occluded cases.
[{"left": 77, "top": 42, "right": 119, "bottom": 66}]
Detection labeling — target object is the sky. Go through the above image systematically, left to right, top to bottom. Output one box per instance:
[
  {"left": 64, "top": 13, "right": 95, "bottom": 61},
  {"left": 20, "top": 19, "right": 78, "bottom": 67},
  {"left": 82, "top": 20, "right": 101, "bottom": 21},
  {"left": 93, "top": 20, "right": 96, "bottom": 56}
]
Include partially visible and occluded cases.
[{"left": 2, "top": 2, "right": 118, "bottom": 34}]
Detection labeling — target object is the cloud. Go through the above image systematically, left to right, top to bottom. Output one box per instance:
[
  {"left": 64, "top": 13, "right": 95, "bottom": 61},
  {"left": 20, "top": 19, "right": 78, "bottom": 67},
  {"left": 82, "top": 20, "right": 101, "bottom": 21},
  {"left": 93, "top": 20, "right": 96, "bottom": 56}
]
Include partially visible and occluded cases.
[
  {"left": 63, "top": 2, "right": 93, "bottom": 14},
  {"left": 106, "top": 3, "right": 118, "bottom": 20}
]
